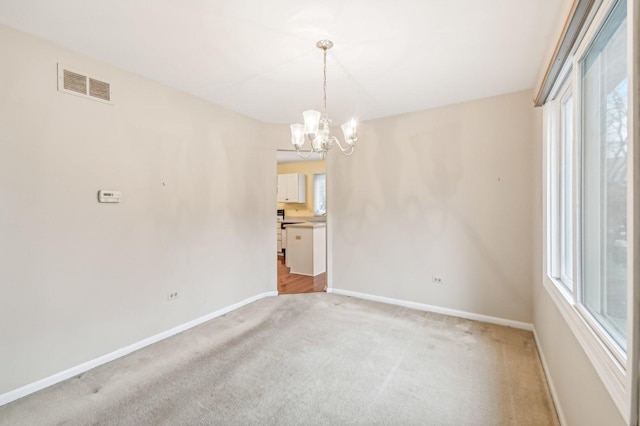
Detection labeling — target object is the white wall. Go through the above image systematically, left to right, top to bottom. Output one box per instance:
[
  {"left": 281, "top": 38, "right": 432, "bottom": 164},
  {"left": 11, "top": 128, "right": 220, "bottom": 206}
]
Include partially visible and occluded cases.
[
  {"left": 0, "top": 24, "right": 276, "bottom": 394},
  {"left": 327, "top": 90, "right": 536, "bottom": 323},
  {"left": 534, "top": 292, "right": 625, "bottom": 425}
]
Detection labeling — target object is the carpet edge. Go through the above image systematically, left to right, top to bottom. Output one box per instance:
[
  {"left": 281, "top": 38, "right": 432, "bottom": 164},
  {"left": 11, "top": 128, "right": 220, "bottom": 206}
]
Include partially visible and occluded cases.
[
  {"left": 327, "top": 288, "right": 534, "bottom": 331},
  {"left": 0, "top": 291, "right": 278, "bottom": 407},
  {"left": 533, "top": 328, "right": 568, "bottom": 426}
]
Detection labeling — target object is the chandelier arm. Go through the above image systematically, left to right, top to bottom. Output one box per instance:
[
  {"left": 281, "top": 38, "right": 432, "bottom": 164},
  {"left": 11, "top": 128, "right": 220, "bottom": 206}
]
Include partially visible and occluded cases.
[
  {"left": 330, "top": 136, "right": 356, "bottom": 155},
  {"left": 294, "top": 145, "right": 316, "bottom": 159},
  {"left": 341, "top": 147, "right": 356, "bottom": 156}
]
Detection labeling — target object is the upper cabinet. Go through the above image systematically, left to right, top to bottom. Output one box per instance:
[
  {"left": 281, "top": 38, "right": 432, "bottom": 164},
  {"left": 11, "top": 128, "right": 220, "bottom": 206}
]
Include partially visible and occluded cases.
[{"left": 277, "top": 173, "right": 306, "bottom": 203}]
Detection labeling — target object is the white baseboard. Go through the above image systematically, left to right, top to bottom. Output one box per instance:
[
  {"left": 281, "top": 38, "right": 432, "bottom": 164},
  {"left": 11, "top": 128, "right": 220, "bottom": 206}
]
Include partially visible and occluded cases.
[
  {"left": 288, "top": 270, "right": 313, "bottom": 277},
  {"left": 327, "top": 288, "right": 533, "bottom": 331},
  {"left": 0, "top": 291, "right": 278, "bottom": 407},
  {"left": 533, "top": 328, "right": 567, "bottom": 426}
]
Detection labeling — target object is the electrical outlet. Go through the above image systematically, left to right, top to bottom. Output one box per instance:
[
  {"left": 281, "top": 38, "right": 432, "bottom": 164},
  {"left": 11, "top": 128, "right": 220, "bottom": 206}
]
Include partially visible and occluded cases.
[
  {"left": 432, "top": 276, "right": 443, "bottom": 284},
  {"left": 167, "top": 292, "right": 179, "bottom": 301}
]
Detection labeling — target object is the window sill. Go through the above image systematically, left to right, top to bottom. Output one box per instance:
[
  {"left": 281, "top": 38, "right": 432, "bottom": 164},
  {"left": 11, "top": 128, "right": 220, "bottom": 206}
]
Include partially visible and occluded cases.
[{"left": 542, "top": 275, "right": 629, "bottom": 421}]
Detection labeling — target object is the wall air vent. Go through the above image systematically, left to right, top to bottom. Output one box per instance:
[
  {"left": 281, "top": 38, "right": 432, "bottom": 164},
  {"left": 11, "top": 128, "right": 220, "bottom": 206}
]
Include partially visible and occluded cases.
[
  {"left": 57, "top": 64, "right": 113, "bottom": 105},
  {"left": 63, "top": 69, "right": 87, "bottom": 95},
  {"left": 89, "top": 78, "right": 111, "bottom": 102}
]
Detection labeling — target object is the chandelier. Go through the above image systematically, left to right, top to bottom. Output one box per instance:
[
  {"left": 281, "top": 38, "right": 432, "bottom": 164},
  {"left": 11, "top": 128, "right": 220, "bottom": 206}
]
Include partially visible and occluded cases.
[{"left": 290, "top": 40, "right": 358, "bottom": 159}]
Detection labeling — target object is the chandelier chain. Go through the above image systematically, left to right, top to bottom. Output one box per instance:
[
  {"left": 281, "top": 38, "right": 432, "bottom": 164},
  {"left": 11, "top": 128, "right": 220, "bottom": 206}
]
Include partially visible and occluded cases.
[{"left": 322, "top": 46, "right": 327, "bottom": 115}]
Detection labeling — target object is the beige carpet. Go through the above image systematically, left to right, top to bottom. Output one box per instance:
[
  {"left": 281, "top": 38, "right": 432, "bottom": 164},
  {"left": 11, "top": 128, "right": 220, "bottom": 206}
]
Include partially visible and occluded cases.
[{"left": 0, "top": 293, "right": 559, "bottom": 425}]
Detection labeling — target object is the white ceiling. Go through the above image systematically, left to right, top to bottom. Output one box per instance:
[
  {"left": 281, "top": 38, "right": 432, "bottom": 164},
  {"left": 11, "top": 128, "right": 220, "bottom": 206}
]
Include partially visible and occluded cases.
[{"left": 0, "top": 0, "right": 563, "bottom": 124}]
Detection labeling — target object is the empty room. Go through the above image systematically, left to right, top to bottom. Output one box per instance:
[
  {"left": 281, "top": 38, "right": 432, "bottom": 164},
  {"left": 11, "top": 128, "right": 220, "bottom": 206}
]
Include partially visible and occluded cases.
[{"left": 0, "top": 0, "right": 638, "bottom": 425}]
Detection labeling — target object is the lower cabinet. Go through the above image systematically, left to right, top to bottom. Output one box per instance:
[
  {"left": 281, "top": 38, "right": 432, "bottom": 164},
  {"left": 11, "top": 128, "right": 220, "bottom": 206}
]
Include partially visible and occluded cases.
[
  {"left": 285, "top": 224, "right": 326, "bottom": 276},
  {"left": 277, "top": 225, "right": 288, "bottom": 255}
]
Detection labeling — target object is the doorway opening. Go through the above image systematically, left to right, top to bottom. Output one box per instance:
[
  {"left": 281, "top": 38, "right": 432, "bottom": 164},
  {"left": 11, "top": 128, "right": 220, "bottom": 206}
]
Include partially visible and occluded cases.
[{"left": 276, "top": 150, "right": 327, "bottom": 294}]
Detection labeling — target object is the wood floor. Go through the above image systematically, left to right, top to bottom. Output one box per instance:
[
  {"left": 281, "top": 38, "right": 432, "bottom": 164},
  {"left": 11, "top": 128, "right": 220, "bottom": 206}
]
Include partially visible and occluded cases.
[{"left": 277, "top": 255, "right": 326, "bottom": 294}]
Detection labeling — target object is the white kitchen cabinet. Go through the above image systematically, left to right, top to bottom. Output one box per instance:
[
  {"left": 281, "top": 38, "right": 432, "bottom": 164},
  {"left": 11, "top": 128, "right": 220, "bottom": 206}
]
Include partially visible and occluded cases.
[
  {"left": 277, "top": 173, "right": 306, "bottom": 203},
  {"left": 285, "top": 222, "right": 326, "bottom": 276}
]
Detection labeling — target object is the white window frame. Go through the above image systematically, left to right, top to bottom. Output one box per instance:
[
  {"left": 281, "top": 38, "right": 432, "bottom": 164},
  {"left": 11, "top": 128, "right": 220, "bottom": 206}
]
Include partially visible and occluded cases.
[
  {"left": 542, "top": 0, "right": 638, "bottom": 422},
  {"left": 548, "top": 77, "right": 576, "bottom": 294},
  {"left": 559, "top": 87, "right": 575, "bottom": 290}
]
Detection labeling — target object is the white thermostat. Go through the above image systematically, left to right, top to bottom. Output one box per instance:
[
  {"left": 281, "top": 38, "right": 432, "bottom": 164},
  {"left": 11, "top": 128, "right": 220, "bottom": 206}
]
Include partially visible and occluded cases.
[{"left": 98, "top": 190, "right": 122, "bottom": 203}]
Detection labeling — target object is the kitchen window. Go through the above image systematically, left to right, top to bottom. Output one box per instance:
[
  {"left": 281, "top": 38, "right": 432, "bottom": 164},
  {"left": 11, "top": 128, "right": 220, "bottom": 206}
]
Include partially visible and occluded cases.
[{"left": 313, "top": 173, "right": 326, "bottom": 216}]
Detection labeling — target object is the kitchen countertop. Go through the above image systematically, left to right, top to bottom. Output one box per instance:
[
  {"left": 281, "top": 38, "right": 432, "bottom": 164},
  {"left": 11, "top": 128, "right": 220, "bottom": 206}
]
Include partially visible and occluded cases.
[
  {"left": 278, "top": 216, "right": 326, "bottom": 223},
  {"left": 284, "top": 222, "right": 326, "bottom": 229}
]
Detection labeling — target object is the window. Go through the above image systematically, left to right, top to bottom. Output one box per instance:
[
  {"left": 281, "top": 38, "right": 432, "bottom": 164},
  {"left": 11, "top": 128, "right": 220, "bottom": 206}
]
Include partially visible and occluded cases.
[
  {"left": 543, "top": 0, "right": 635, "bottom": 419},
  {"left": 579, "top": 0, "right": 628, "bottom": 350},
  {"left": 550, "top": 84, "right": 575, "bottom": 292},
  {"left": 560, "top": 93, "right": 574, "bottom": 286},
  {"left": 313, "top": 173, "right": 326, "bottom": 216}
]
